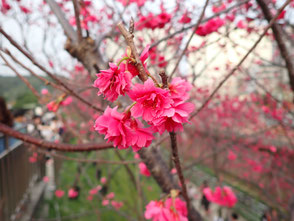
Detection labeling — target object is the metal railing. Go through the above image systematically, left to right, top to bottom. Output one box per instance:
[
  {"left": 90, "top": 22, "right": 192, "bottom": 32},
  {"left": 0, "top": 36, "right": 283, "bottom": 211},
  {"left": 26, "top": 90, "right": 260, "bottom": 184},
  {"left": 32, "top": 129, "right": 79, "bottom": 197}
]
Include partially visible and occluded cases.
[{"left": 0, "top": 130, "right": 46, "bottom": 221}]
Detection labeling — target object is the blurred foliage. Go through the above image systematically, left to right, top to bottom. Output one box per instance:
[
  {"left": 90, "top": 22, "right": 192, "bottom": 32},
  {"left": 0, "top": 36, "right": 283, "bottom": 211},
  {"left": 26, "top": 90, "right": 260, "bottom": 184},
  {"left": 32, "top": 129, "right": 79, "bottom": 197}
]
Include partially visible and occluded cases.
[
  {"left": 0, "top": 75, "right": 45, "bottom": 108},
  {"left": 34, "top": 149, "right": 161, "bottom": 220}
]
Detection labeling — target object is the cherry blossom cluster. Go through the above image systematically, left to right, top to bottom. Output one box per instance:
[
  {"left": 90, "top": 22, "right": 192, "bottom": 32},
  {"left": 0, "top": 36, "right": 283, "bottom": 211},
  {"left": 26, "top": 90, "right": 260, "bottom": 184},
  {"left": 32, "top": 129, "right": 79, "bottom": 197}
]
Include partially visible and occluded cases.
[
  {"left": 117, "top": 0, "right": 146, "bottom": 7},
  {"left": 69, "top": 1, "right": 99, "bottom": 30},
  {"left": 136, "top": 12, "right": 171, "bottom": 30},
  {"left": 195, "top": 17, "right": 225, "bottom": 37},
  {"left": 94, "top": 45, "right": 194, "bottom": 152},
  {"left": 149, "top": 47, "right": 168, "bottom": 68},
  {"left": 47, "top": 96, "right": 73, "bottom": 112},
  {"left": 203, "top": 186, "right": 237, "bottom": 208},
  {"left": 145, "top": 197, "right": 188, "bottom": 221}
]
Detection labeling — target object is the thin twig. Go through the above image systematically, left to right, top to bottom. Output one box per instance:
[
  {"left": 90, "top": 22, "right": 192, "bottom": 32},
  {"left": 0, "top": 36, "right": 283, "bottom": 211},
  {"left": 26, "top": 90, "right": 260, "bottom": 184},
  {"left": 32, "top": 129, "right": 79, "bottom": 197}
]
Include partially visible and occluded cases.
[
  {"left": 45, "top": 0, "right": 78, "bottom": 42},
  {"left": 72, "top": 0, "right": 83, "bottom": 42},
  {"left": 150, "top": 0, "right": 249, "bottom": 49},
  {"left": 169, "top": 0, "right": 209, "bottom": 79},
  {"left": 256, "top": 0, "right": 294, "bottom": 98},
  {"left": 117, "top": 22, "right": 148, "bottom": 82},
  {"left": 0, "top": 27, "right": 104, "bottom": 113},
  {"left": 2, "top": 49, "right": 64, "bottom": 91},
  {"left": 0, "top": 52, "right": 41, "bottom": 100},
  {"left": 0, "top": 123, "right": 112, "bottom": 152},
  {"left": 36, "top": 149, "right": 139, "bottom": 165}
]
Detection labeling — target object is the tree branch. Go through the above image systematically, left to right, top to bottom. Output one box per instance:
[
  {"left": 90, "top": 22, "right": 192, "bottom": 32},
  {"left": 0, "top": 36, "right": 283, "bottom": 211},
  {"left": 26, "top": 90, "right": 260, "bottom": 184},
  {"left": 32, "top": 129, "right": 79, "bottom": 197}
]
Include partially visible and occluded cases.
[
  {"left": 45, "top": 0, "right": 78, "bottom": 42},
  {"left": 72, "top": 0, "right": 83, "bottom": 42},
  {"left": 170, "top": 0, "right": 210, "bottom": 79},
  {"left": 256, "top": 0, "right": 294, "bottom": 100},
  {"left": 117, "top": 22, "right": 148, "bottom": 82},
  {"left": 0, "top": 27, "right": 104, "bottom": 113},
  {"left": 0, "top": 52, "right": 41, "bottom": 100},
  {"left": 0, "top": 123, "right": 112, "bottom": 152}
]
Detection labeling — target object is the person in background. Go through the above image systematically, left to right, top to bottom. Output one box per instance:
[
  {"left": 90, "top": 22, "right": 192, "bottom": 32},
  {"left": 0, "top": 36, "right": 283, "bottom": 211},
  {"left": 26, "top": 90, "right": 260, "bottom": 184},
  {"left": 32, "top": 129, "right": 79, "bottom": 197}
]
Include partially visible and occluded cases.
[
  {"left": 0, "top": 96, "right": 13, "bottom": 127},
  {"left": 0, "top": 97, "right": 14, "bottom": 153},
  {"left": 200, "top": 180, "right": 210, "bottom": 214},
  {"left": 214, "top": 209, "right": 224, "bottom": 221},
  {"left": 260, "top": 209, "right": 271, "bottom": 221},
  {"left": 231, "top": 212, "right": 239, "bottom": 221}
]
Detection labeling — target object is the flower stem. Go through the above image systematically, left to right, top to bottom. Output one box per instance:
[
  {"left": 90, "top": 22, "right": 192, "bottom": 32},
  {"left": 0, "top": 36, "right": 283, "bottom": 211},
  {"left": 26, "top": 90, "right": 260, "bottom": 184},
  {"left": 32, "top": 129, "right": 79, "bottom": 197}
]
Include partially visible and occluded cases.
[{"left": 117, "top": 56, "right": 131, "bottom": 67}]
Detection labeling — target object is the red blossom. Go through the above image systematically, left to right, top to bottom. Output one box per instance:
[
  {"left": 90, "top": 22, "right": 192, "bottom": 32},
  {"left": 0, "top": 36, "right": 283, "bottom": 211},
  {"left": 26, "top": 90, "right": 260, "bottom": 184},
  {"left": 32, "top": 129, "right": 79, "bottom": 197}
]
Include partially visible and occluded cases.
[{"left": 94, "top": 63, "right": 132, "bottom": 102}]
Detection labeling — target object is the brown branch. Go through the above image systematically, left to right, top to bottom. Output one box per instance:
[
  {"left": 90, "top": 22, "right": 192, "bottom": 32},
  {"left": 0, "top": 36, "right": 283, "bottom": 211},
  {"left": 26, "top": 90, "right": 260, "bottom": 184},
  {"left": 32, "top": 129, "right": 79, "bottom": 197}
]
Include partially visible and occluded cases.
[
  {"left": 45, "top": 0, "right": 78, "bottom": 42},
  {"left": 72, "top": 0, "right": 83, "bottom": 42},
  {"left": 169, "top": 0, "right": 210, "bottom": 79},
  {"left": 189, "top": 0, "right": 291, "bottom": 120},
  {"left": 256, "top": 0, "right": 294, "bottom": 100},
  {"left": 117, "top": 22, "right": 148, "bottom": 82},
  {"left": 0, "top": 27, "right": 104, "bottom": 113},
  {"left": 0, "top": 52, "right": 41, "bottom": 100},
  {"left": 0, "top": 123, "right": 112, "bottom": 152},
  {"left": 169, "top": 132, "right": 192, "bottom": 219},
  {"left": 37, "top": 149, "right": 139, "bottom": 165}
]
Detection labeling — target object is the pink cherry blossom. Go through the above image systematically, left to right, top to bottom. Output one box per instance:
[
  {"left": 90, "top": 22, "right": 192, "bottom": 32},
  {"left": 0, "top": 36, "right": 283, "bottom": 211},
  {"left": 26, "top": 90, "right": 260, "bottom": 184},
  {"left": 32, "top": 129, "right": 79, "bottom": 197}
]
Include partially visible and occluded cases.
[
  {"left": 117, "top": 0, "right": 146, "bottom": 7},
  {"left": 20, "top": 6, "right": 31, "bottom": 14},
  {"left": 179, "top": 13, "right": 191, "bottom": 24},
  {"left": 196, "top": 18, "right": 225, "bottom": 36},
  {"left": 120, "top": 45, "right": 150, "bottom": 78},
  {"left": 94, "top": 63, "right": 132, "bottom": 102},
  {"left": 169, "top": 77, "right": 192, "bottom": 101},
  {"left": 129, "top": 79, "right": 173, "bottom": 122},
  {"left": 41, "top": 88, "right": 49, "bottom": 95},
  {"left": 61, "top": 96, "right": 73, "bottom": 106},
  {"left": 151, "top": 100, "right": 194, "bottom": 134},
  {"left": 47, "top": 101, "right": 60, "bottom": 112},
  {"left": 94, "top": 106, "right": 153, "bottom": 151},
  {"left": 228, "top": 150, "right": 237, "bottom": 161},
  {"left": 29, "top": 156, "right": 37, "bottom": 163},
  {"left": 139, "top": 162, "right": 151, "bottom": 177},
  {"left": 170, "top": 168, "right": 177, "bottom": 174},
  {"left": 43, "top": 176, "right": 49, "bottom": 183},
  {"left": 100, "top": 177, "right": 107, "bottom": 184},
  {"left": 203, "top": 186, "right": 237, "bottom": 208},
  {"left": 89, "top": 187, "right": 99, "bottom": 195},
  {"left": 68, "top": 188, "right": 79, "bottom": 199},
  {"left": 55, "top": 189, "right": 65, "bottom": 198},
  {"left": 106, "top": 192, "right": 115, "bottom": 199},
  {"left": 145, "top": 197, "right": 188, "bottom": 221},
  {"left": 164, "top": 198, "right": 188, "bottom": 221},
  {"left": 102, "top": 199, "right": 109, "bottom": 206},
  {"left": 145, "top": 200, "right": 166, "bottom": 220},
  {"left": 111, "top": 201, "right": 123, "bottom": 210}
]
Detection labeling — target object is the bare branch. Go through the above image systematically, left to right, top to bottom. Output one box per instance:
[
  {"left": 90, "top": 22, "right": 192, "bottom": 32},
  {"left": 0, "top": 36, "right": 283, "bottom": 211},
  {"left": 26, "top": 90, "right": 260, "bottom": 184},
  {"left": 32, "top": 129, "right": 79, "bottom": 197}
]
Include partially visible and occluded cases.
[
  {"left": 45, "top": 0, "right": 78, "bottom": 42},
  {"left": 72, "top": 0, "right": 83, "bottom": 42},
  {"left": 170, "top": 0, "right": 210, "bottom": 79},
  {"left": 256, "top": 0, "right": 294, "bottom": 99},
  {"left": 117, "top": 22, "right": 148, "bottom": 82},
  {"left": 0, "top": 27, "right": 104, "bottom": 113},
  {"left": 0, "top": 52, "right": 41, "bottom": 100},
  {"left": 0, "top": 123, "right": 112, "bottom": 152}
]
